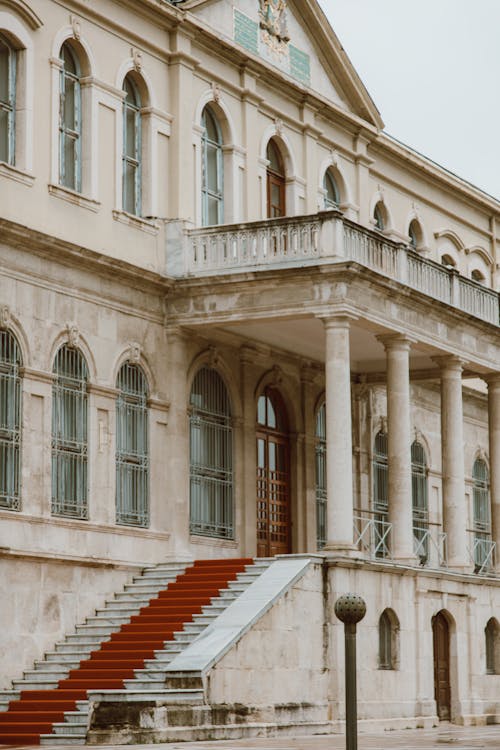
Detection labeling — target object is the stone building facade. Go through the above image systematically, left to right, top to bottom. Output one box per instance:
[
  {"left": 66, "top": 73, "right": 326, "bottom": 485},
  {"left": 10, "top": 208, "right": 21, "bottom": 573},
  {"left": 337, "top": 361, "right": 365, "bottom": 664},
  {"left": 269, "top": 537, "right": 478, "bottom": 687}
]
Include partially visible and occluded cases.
[{"left": 1, "top": 0, "right": 500, "bottom": 732}]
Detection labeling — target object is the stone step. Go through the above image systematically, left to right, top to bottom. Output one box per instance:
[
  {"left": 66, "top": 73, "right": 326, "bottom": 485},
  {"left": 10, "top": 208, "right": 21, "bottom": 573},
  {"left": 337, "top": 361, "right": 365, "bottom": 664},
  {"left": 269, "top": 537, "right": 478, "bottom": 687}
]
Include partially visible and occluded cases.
[
  {"left": 141, "top": 563, "right": 189, "bottom": 574},
  {"left": 131, "top": 572, "right": 178, "bottom": 583},
  {"left": 123, "top": 583, "right": 169, "bottom": 594},
  {"left": 112, "top": 591, "right": 156, "bottom": 603},
  {"left": 97, "top": 600, "right": 145, "bottom": 612},
  {"left": 85, "top": 614, "right": 132, "bottom": 626},
  {"left": 74, "top": 624, "right": 117, "bottom": 636},
  {"left": 64, "top": 633, "right": 111, "bottom": 645},
  {"left": 55, "top": 640, "right": 104, "bottom": 652},
  {"left": 35, "top": 657, "right": 81, "bottom": 669},
  {"left": 22, "top": 668, "right": 70, "bottom": 682},
  {"left": 123, "top": 678, "right": 167, "bottom": 690},
  {"left": 12, "top": 679, "right": 59, "bottom": 690},
  {"left": 60, "top": 710, "right": 89, "bottom": 726},
  {"left": 52, "top": 722, "right": 88, "bottom": 736},
  {"left": 40, "top": 733, "right": 86, "bottom": 745}
]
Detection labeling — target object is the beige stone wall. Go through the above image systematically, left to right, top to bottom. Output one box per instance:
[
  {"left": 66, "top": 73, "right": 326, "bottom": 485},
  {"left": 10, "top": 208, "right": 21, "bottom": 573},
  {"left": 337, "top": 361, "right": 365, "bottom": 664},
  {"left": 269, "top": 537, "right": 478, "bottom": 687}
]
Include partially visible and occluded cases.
[{"left": 0, "top": 554, "right": 137, "bottom": 689}]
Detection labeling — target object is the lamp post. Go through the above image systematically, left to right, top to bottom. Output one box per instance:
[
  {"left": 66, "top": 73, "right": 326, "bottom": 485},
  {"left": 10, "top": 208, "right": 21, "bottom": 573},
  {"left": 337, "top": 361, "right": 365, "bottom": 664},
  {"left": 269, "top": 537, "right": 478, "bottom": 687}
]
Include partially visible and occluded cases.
[{"left": 334, "top": 593, "right": 366, "bottom": 750}]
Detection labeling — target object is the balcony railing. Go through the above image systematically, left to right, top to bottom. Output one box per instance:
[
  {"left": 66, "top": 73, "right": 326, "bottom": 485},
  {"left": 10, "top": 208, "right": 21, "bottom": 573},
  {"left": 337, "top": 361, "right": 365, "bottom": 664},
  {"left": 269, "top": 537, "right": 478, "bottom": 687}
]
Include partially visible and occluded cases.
[
  {"left": 182, "top": 212, "right": 499, "bottom": 326},
  {"left": 353, "top": 511, "right": 392, "bottom": 559},
  {"left": 413, "top": 525, "right": 447, "bottom": 568},
  {"left": 469, "top": 533, "right": 496, "bottom": 575}
]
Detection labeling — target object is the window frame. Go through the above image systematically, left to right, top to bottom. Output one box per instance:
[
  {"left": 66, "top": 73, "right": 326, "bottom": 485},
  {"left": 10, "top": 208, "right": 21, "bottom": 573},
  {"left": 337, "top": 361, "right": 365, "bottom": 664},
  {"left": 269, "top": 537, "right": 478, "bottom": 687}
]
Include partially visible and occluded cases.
[
  {"left": 0, "top": 32, "right": 17, "bottom": 166},
  {"left": 59, "top": 42, "right": 82, "bottom": 192},
  {"left": 122, "top": 74, "right": 142, "bottom": 217},
  {"left": 201, "top": 105, "right": 224, "bottom": 226},
  {"left": 323, "top": 169, "right": 339, "bottom": 209},
  {"left": 0, "top": 329, "right": 22, "bottom": 510},
  {"left": 115, "top": 361, "right": 149, "bottom": 528},
  {"left": 315, "top": 402, "right": 327, "bottom": 549},
  {"left": 411, "top": 440, "right": 429, "bottom": 564}
]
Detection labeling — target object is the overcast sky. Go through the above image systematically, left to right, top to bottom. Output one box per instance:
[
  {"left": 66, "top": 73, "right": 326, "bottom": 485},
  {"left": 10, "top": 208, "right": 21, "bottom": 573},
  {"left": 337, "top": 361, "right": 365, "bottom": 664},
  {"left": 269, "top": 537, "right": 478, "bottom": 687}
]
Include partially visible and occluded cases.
[{"left": 318, "top": 0, "right": 500, "bottom": 201}]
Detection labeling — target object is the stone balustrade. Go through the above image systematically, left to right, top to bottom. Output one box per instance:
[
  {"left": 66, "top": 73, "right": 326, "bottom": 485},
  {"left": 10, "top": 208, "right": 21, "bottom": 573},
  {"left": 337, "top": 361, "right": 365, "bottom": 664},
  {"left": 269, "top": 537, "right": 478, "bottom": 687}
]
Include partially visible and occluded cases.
[{"left": 183, "top": 211, "right": 499, "bottom": 325}]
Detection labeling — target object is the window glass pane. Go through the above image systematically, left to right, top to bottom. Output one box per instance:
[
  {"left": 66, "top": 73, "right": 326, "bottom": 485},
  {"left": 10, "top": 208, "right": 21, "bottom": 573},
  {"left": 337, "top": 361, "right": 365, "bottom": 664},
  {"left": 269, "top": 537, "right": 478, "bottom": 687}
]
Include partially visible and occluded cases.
[
  {"left": 0, "top": 44, "right": 9, "bottom": 104},
  {"left": 62, "top": 45, "right": 77, "bottom": 75},
  {"left": 64, "top": 77, "right": 76, "bottom": 130},
  {"left": 0, "top": 107, "right": 8, "bottom": 162},
  {"left": 125, "top": 107, "right": 137, "bottom": 158},
  {"left": 63, "top": 135, "right": 76, "bottom": 189},
  {"left": 267, "top": 139, "right": 283, "bottom": 174},
  {"left": 206, "top": 144, "right": 219, "bottom": 192},
  {"left": 124, "top": 161, "right": 137, "bottom": 214},
  {"left": 324, "top": 171, "right": 339, "bottom": 207},
  {"left": 207, "top": 195, "right": 219, "bottom": 225},
  {"left": 267, "top": 397, "right": 276, "bottom": 429}
]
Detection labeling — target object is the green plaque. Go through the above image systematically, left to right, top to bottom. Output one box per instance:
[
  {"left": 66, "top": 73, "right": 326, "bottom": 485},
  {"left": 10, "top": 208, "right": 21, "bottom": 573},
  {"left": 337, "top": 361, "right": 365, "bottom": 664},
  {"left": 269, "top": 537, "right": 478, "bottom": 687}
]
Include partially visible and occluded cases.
[
  {"left": 234, "top": 10, "right": 259, "bottom": 55},
  {"left": 290, "top": 44, "right": 310, "bottom": 85}
]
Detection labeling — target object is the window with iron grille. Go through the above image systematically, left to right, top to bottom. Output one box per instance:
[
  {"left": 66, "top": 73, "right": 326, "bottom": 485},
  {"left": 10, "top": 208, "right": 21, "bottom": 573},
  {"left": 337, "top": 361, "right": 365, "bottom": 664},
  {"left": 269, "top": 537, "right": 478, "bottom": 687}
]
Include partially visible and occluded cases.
[
  {"left": 0, "top": 33, "right": 16, "bottom": 166},
  {"left": 59, "top": 42, "right": 81, "bottom": 192},
  {"left": 122, "top": 74, "right": 141, "bottom": 216},
  {"left": 201, "top": 106, "right": 223, "bottom": 226},
  {"left": 323, "top": 169, "right": 339, "bottom": 209},
  {"left": 0, "top": 330, "right": 21, "bottom": 510},
  {"left": 51, "top": 345, "right": 88, "bottom": 518},
  {"left": 116, "top": 362, "right": 149, "bottom": 527},
  {"left": 189, "top": 367, "right": 233, "bottom": 539},
  {"left": 315, "top": 402, "right": 327, "bottom": 549},
  {"left": 373, "top": 431, "right": 388, "bottom": 556},
  {"left": 411, "top": 440, "right": 429, "bottom": 563},
  {"left": 473, "top": 458, "right": 491, "bottom": 571},
  {"left": 379, "top": 609, "right": 399, "bottom": 669},
  {"left": 485, "top": 618, "right": 499, "bottom": 675}
]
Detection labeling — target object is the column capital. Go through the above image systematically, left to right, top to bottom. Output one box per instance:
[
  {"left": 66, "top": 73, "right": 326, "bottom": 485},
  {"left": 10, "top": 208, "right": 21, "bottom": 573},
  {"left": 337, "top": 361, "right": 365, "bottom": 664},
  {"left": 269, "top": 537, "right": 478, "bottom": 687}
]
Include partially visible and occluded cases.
[
  {"left": 320, "top": 312, "right": 358, "bottom": 331},
  {"left": 376, "top": 333, "right": 415, "bottom": 352},
  {"left": 431, "top": 355, "right": 467, "bottom": 373},
  {"left": 484, "top": 372, "right": 500, "bottom": 388}
]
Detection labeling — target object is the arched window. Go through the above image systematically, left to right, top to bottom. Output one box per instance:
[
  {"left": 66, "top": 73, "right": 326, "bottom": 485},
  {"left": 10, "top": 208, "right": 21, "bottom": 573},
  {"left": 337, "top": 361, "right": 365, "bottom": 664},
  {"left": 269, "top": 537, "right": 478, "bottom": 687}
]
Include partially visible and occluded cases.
[
  {"left": 0, "top": 33, "right": 16, "bottom": 165},
  {"left": 59, "top": 42, "right": 81, "bottom": 191},
  {"left": 122, "top": 74, "right": 141, "bottom": 216},
  {"left": 201, "top": 106, "right": 223, "bottom": 226},
  {"left": 266, "top": 138, "right": 285, "bottom": 218},
  {"left": 323, "top": 169, "right": 339, "bottom": 209},
  {"left": 373, "top": 202, "right": 385, "bottom": 231},
  {"left": 408, "top": 219, "right": 422, "bottom": 250},
  {"left": 441, "top": 254, "right": 456, "bottom": 268},
  {"left": 471, "top": 269, "right": 485, "bottom": 284},
  {"left": 0, "top": 330, "right": 21, "bottom": 510},
  {"left": 52, "top": 345, "right": 88, "bottom": 518},
  {"left": 116, "top": 362, "right": 149, "bottom": 527},
  {"left": 189, "top": 367, "right": 233, "bottom": 539},
  {"left": 315, "top": 402, "right": 326, "bottom": 549},
  {"left": 373, "top": 430, "right": 389, "bottom": 557},
  {"left": 411, "top": 440, "right": 429, "bottom": 564},
  {"left": 472, "top": 458, "right": 492, "bottom": 573},
  {"left": 379, "top": 609, "right": 399, "bottom": 669},
  {"left": 485, "top": 618, "right": 500, "bottom": 675}
]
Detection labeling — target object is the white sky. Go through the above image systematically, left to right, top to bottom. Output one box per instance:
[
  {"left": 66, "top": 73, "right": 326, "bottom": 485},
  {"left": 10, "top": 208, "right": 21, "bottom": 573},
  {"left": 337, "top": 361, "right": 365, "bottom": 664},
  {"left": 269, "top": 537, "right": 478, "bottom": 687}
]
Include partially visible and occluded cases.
[{"left": 318, "top": 0, "right": 500, "bottom": 201}]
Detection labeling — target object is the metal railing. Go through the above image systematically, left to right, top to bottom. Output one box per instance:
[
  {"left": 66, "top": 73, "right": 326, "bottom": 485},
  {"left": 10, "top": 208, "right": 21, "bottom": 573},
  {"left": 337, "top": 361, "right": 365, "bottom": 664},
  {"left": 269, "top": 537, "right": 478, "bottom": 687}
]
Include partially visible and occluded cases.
[
  {"left": 183, "top": 212, "right": 499, "bottom": 325},
  {"left": 353, "top": 511, "right": 392, "bottom": 559},
  {"left": 413, "top": 526, "right": 447, "bottom": 568},
  {"left": 469, "top": 534, "right": 496, "bottom": 575}
]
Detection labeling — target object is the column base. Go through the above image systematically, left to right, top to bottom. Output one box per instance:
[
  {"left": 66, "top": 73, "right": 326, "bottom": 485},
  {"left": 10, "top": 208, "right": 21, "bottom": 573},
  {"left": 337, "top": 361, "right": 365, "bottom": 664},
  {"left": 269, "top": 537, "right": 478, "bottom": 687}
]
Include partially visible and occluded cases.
[{"left": 322, "top": 542, "right": 359, "bottom": 557}]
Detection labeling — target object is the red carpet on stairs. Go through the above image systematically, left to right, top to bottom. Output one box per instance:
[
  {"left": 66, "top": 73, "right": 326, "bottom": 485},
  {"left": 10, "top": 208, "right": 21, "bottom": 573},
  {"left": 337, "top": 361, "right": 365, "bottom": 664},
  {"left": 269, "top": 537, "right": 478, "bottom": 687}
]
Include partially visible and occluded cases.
[{"left": 0, "top": 558, "right": 252, "bottom": 745}]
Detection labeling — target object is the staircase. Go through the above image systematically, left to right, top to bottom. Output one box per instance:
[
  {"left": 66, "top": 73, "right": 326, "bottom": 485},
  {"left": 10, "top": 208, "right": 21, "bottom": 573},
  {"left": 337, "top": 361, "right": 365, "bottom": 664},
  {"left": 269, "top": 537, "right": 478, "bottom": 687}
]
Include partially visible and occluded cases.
[{"left": 0, "top": 557, "right": 270, "bottom": 746}]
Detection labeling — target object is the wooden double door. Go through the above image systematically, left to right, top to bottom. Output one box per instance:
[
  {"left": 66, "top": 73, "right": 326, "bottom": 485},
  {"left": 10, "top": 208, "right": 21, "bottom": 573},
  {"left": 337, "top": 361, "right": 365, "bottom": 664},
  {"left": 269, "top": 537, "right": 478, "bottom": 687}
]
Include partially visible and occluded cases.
[
  {"left": 256, "top": 388, "right": 291, "bottom": 557},
  {"left": 433, "top": 612, "right": 451, "bottom": 720}
]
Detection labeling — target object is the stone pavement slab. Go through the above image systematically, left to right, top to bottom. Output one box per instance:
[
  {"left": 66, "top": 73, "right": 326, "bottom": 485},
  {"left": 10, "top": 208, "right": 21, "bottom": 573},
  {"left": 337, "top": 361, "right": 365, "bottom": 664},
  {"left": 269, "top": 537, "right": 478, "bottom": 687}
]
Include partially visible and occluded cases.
[{"left": 9, "top": 724, "right": 500, "bottom": 750}]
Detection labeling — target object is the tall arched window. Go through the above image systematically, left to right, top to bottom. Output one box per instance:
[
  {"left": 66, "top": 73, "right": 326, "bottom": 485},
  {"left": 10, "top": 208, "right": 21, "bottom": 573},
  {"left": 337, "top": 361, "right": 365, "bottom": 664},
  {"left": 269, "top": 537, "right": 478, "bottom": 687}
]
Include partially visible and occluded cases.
[
  {"left": 0, "top": 33, "right": 16, "bottom": 165},
  {"left": 59, "top": 42, "right": 81, "bottom": 191},
  {"left": 122, "top": 74, "right": 141, "bottom": 216},
  {"left": 201, "top": 106, "right": 223, "bottom": 226},
  {"left": 266, "top": 138, "right": 285, "bottom": 218},
  {"left": 323, "top": 169, "right": 339, "bottom": 209},
  {"left": 373, "top": 202, "right": 386, "bottom": 231},
  {"left": 0, "top": 330, "right": 21, "bottom": 510},
  {"left": 52, "top": 345, "right": 88, "bottom": 518},
  {"left": 116, "top": 362, "right": 149, "bottom": 527},
  {"left": 189, "top": 367, "right": 233, "bottom": 538},
  {"left": 315, "top": 402, "right": 326, "bottom": 549},
  {"left": 373, "top": 430, "right": 389, "bottom": 557},
  {"left": 411, "top": 440, "right": 429, "bottom": 564},
  {"left": 472, "top": 458, "right": 492, "bottom": 573},
  {"left": 379, "top": 609, "right": 399, "bottom": 670},
  {"left": 485, "top": 618, "right": 499, "bottom": 675}
]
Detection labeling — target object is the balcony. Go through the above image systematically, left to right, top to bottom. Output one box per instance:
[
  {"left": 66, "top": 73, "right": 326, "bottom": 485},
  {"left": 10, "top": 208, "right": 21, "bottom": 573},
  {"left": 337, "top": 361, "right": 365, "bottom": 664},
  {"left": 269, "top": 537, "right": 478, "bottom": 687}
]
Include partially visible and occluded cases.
[{"left": 180, "top": 211, "right": 499, "bottom": 326}]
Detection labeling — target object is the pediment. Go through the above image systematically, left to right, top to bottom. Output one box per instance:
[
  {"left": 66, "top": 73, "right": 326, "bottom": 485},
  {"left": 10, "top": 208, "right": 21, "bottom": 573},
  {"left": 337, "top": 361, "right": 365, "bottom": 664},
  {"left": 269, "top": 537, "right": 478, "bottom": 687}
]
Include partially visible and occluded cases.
[{"left": 183, "top": 0, "right": 383, "bottom": 129}]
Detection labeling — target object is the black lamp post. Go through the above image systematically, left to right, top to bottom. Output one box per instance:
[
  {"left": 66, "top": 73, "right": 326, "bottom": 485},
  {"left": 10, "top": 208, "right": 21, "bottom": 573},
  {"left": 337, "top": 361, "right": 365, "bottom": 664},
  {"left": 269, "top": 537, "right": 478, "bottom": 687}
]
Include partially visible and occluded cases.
[{"left": 334, "top": 593, "right": 366, "bottom": 750}]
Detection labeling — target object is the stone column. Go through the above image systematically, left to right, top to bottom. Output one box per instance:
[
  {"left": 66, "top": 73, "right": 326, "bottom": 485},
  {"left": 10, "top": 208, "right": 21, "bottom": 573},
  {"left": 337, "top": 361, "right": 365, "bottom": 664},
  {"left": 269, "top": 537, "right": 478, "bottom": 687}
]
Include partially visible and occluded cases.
[
  {"left": 322, "top": 316, "right": 354, "bottom": 551},
  {"left": 379, "top": 335, "right": 416, "bottom": 563},
  {"left": 435, "top": 356, "right": 468, "bottom": 569},
  {"left": 486, "top": 374, "right": 500, "bottom": 572}
]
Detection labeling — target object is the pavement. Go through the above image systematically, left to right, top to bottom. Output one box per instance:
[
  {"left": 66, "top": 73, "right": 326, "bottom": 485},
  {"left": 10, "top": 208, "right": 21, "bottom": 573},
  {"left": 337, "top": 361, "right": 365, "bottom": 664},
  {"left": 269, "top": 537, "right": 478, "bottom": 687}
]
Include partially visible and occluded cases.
[{"left": 6, "top": 724, "right": 500, "bottom": 750}]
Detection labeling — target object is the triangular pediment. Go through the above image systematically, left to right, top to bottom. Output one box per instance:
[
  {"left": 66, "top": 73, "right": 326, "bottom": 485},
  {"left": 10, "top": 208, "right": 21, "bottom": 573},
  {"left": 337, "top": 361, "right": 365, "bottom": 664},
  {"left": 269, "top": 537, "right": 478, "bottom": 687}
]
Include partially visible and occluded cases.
[{"left": 182, "top": 0, "right": 383, "bottom": 129}]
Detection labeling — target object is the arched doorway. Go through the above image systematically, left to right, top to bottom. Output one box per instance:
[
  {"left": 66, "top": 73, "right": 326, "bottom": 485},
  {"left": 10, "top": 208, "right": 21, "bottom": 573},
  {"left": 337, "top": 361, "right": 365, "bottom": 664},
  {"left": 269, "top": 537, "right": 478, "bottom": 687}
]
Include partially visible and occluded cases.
[
  {"left": 266, "top": 138, "right": 286, "bottom": 218},
  {"left": 256, "top": 387, "right": 291, "bottom": 557},
  {"left": 433, "top": 611, "right": 451, "bottom": 720}
]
